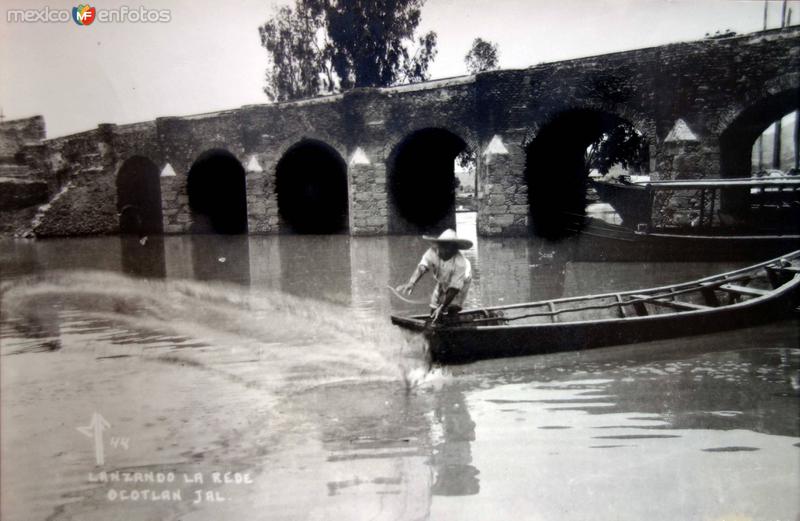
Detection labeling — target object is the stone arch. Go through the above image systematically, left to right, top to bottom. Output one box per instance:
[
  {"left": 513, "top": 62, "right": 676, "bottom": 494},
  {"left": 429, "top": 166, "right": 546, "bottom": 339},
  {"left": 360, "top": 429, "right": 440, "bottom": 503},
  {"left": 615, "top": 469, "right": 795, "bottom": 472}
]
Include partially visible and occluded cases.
[
  {"left": 714, "top": 71, "right": 800, "bottom": 136},
  {"left": 719, "top": 85, "right": 800, "bottom": 178},
  {"left": 524, "top": 100, "right": 656, "bottom": 150},
  {"left": 524, "top": 108, "right": 650, "bottom": 238},
  {"left": 381, "top": 120, "right": 478, "bottom": 157},
  {"left": 387, "top": 127, "right": 470, "bottom": 234},
  {"left": 271, "top": 132, "right": 348, "bottom": 165},
  {"left": 274, "top": 138, "right": 349, "bottom": 234},
  {"left": 187, "top": 149, "right": 248, "bottom": 234},
  {"left": 116, "top": 156, "right": 163, "bottom": 235}
]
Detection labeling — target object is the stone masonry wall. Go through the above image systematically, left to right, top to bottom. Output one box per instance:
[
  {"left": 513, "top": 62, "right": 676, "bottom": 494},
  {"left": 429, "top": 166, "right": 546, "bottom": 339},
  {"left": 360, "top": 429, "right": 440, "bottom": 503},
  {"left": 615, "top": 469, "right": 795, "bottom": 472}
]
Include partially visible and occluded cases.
[
  {"left": 0, "top": 115, "right": 45, "bottom": 160},
  {"left": 32, "top": 122, "right": 161, "bottom": 236},
  {"left": 477, "top": 135, "right": 528, "bottom": 235},
  {"left": 349, "top": 161, "right": 388, "bottom": 234}
]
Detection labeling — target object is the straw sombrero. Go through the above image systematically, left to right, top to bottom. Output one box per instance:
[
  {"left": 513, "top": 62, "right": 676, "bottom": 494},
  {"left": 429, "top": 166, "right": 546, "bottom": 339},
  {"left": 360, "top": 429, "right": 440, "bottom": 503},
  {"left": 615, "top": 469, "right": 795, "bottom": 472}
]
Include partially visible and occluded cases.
[{"left": 422, "top": 228, "right": 473, "bottom": 250}]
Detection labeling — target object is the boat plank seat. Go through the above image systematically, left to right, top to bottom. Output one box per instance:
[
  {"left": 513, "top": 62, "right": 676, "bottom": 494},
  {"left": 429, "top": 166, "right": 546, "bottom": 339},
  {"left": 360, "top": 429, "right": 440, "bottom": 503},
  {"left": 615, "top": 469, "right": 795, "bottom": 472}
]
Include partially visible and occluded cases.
[
  {"left": 718, "top": 284, "right": 770, "bottom": 297},
  {"left": 615, "top": 294, "right": 631, "bottom": 318},
  {"left": 630, "top": 295, "right": 711, "bottom": 312}
]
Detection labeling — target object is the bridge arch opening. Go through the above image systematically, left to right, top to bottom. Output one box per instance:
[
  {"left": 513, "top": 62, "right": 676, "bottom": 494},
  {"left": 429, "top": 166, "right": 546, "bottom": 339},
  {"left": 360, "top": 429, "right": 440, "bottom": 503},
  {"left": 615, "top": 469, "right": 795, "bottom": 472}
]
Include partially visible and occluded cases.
[
  {"left": 721, "top": 88, "right": 800, "bottom": 178},
  {"left": 719, "top": 89, "right": 799, "bottom": 230},
  {"left": 525, "top": 109, "right": 649, "bottom": 238},
  {"left": 749, "top": 109, "right": 799, "bottom": 175},
  {"left": 388, "top": 128, "right": 468, "bottom": 234},
  {"left": 275, "top": 139, "right": 349, "bottom": 234},
  {"left": 187, "top": 149, "right": 248, "bottom": 234},
  {"left": 116, "top": 156, "right": 163, "bottom": 235}
]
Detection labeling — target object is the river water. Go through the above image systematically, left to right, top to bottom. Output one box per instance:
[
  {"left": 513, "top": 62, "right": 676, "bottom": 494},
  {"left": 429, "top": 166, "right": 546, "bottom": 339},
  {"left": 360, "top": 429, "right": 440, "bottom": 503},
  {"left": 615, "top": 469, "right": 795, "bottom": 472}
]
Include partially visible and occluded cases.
[{"left": 1, "top": 213, "right": 798, "bottom": 521}]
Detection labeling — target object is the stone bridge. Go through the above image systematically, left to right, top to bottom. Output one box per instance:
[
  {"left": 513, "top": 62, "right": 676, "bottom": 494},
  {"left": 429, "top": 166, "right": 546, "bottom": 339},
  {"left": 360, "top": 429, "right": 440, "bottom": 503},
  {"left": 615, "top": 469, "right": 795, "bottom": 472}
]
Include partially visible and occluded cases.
[{"left": 8, "top": 27, "right": 800, "bottom": 237}]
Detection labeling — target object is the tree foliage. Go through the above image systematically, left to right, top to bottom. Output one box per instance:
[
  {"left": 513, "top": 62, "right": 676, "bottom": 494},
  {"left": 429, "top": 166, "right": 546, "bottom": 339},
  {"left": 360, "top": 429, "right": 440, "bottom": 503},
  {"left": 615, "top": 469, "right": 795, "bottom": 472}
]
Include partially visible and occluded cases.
[
  {"left": 259, "top": 0, "right": 438, "bottom": 101},
  {"left": 258, "top": 5, "right": 332, "bottom": 102},
  {"left": 464, "top": 38, "right": 499, "bottom": 74},
  {"left": 585, "top": 124, "right": 649, "bottom": 175},
  {"left": 455, "top": 148, "right": 475, "bottom": 171}
]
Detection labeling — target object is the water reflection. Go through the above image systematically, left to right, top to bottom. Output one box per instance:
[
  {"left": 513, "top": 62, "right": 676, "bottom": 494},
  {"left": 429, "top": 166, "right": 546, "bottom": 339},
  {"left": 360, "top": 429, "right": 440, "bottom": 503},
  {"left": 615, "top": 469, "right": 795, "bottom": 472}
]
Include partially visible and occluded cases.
[
  {"left": 8, "top": 213, "right": 751, "bottom": 314},
  {"left": 120, "top": 235, "right": 165, "bottom": 278},
  {"left": 190, "top": 235, "right": 251, "bottom": 285},
  {"left": 276, "top": 235, "right": 352, "bottom": 306},
  {"left": 348, "top": 236, "right": 392, "bottom": 320},
  {"left": 427, "top": 341, "right": 800, "bottom": 521},
  {"left": 582, "top": 346, "right": 800, "bottom": 436},
  {"left": 272, "top": 381, "right": 435, "bottom": 520},
  {"left": 430, "top": 388, "right": 479, "bottom": 496}
]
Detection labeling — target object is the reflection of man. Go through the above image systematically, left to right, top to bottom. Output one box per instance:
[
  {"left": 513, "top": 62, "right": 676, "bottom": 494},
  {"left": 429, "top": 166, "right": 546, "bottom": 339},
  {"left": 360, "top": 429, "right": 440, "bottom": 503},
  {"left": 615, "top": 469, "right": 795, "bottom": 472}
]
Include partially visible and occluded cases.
[
  {"left": 396, "top": 229, "right": 472, "bottom": 322},
  {"left": 431, "top": 390, "right": 479, "bottom": 496}
]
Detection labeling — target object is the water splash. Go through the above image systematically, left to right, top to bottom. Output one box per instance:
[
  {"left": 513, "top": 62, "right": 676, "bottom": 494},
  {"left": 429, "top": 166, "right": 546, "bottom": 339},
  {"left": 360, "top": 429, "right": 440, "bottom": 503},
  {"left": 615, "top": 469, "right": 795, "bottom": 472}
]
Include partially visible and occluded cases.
[{"left": 1, "top": 270, "right": 431, "bottom": 396}]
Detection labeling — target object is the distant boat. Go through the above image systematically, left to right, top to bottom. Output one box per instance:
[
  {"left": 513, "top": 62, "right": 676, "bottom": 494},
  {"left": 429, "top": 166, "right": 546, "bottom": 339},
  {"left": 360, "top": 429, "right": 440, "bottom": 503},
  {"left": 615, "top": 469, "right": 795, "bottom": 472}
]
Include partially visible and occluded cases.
[
  {"left": 591, "top": 175, "right": 800, "bottom": 226},
  {"left": 586, "top": 176, "right": 800, "bottom": 255},
  {"left": 589, "top": 177, "right": 650, "bottom": 226},
  {"left": 569, "top": 217, "right": 800, "bottom": 261},
  {"left": 391, "top": 251, "right": 800, "bottom": 364}
]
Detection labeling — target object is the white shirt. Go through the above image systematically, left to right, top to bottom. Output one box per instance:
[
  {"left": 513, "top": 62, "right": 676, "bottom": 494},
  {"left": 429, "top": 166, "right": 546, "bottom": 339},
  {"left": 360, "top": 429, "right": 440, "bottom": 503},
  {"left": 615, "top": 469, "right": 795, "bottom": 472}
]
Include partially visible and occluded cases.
[{"left": 419, "top": 248, "right": 472, "bottom": 309}]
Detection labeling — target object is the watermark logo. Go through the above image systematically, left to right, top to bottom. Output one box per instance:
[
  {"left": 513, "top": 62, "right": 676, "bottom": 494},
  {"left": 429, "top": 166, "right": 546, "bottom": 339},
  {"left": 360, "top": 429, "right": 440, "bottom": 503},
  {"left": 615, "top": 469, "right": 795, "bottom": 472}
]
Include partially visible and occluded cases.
[
  {"left": 72, "top": 4, "right": 96, "bottom": 26},
  {"left": 7, "top": 5, "right": 171, "bottom": 24}
]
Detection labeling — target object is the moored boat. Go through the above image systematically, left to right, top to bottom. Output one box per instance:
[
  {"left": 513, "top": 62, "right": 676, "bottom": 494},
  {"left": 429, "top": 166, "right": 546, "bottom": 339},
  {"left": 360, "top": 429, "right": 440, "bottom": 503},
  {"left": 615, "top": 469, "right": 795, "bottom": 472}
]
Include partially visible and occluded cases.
[
  {"left": 582, "top": 175, "right": 800, "bottom": 259},
  {"left": 590, "top": 175, "right": 800, "bottom": 231},
  {"left": 589, "top": 178, "right": 650, "bottom": 226},
  {"left": 571, "top": 217, "right": 800, "bottom": 261},
  {"left": 390, "top": 251, "right": 800, "bottom": 364}
]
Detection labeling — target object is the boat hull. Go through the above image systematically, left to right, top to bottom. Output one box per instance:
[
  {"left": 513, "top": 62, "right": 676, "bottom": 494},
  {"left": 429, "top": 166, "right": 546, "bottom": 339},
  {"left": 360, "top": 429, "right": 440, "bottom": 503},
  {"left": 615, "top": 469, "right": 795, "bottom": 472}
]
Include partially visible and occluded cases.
[
  {"left": 589, "top": 180, "right": 650, "bottom": 226},
  {"left": 573, "top": 219, "right": 800, "bottom": 261},
  {"left": 423, "top": 286, "right": 798, "bottom": 363}
]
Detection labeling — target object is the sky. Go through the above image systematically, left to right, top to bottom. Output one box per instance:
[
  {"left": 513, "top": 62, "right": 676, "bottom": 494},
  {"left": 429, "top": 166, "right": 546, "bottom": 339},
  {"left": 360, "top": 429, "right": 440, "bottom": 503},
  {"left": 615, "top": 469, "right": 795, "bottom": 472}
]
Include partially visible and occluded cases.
[{"left": 1, "top": 0, "right": 798, "bottom": 137}]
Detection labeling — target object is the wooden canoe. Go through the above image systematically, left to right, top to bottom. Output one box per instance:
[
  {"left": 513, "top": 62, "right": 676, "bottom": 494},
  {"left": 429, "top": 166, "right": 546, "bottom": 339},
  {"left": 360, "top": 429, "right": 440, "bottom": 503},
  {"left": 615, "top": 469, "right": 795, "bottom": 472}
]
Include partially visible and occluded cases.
[{"left": 390, "top": 251, "right": 800, "bottom": 364}]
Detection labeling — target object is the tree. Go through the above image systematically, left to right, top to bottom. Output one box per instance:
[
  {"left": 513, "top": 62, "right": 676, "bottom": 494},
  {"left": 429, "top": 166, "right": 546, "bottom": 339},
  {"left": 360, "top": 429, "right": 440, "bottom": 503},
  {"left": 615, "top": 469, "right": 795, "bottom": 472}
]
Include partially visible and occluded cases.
[
  {"left": 259, "top": 0, "right": 438, "bottom": 101},
  {"left": 313, "top": 0, "right": 438, "bottom": 89},
  {"left": 258, "top": 5, "right": 333, "bottom": 102},
  {"left": 464, "top": 38, "right": 499, "bottom": 74},
  {"left": 585, "top": 123, "right": 649, "bottom": 175}
]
